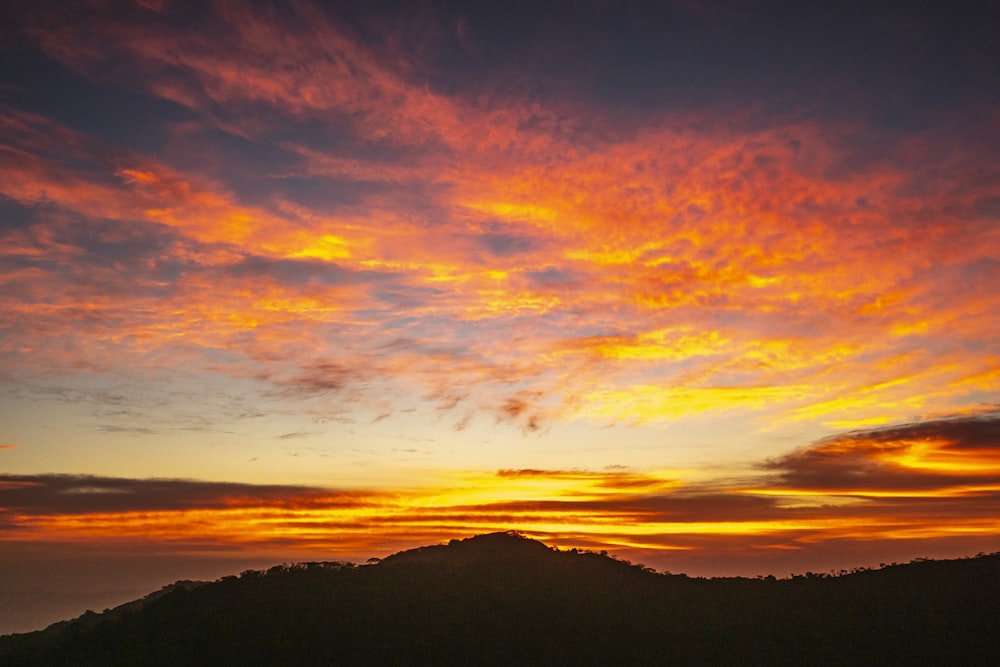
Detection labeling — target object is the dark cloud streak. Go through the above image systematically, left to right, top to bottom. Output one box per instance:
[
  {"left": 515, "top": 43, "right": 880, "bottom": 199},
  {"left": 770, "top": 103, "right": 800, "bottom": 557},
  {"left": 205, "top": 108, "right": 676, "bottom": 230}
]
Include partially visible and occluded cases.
[
  {"left": 763, "top": 409, "right": 1000, "bottom": 492},
  {"left": 0, "top": 474, "right": 359, "bottom": 515}
]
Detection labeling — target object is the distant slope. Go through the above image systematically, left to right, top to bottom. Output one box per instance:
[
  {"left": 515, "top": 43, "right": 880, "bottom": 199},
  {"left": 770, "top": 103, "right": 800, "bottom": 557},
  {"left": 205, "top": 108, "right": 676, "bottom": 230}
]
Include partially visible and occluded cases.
[{"left": 2, "top": 532, "right": 998, "bottom": 666}]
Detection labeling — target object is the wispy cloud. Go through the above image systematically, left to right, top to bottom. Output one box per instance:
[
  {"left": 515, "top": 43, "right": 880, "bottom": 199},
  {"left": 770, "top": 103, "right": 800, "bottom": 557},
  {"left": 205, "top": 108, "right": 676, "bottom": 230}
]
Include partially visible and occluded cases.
[{"left": 1, "top": 1, "right": 996, "bottom": 435}]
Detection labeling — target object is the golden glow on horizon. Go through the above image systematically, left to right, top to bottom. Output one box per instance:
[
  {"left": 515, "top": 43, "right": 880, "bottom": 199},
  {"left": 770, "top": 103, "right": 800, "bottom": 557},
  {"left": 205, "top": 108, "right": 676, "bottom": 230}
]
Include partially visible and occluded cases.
[
  {"left": 5, "top": 438, "right": 999, "bottom": 564},
  {"left": 9, "top": 481, "right": 1000, "bottom": 559}
]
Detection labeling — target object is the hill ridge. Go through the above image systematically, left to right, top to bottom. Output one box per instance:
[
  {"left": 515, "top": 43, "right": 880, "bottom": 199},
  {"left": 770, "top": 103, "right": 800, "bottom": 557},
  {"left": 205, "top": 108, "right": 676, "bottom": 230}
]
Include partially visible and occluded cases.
[{"left": 2, "top": 534, "right": 999, "bottom": 665}]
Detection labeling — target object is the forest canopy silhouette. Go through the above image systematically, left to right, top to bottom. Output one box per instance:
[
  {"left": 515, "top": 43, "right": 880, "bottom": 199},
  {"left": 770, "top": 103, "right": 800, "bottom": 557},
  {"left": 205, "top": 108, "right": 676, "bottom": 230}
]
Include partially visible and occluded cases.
[{"left": 2, "top": 532, "right": 998, "bottom": 665}]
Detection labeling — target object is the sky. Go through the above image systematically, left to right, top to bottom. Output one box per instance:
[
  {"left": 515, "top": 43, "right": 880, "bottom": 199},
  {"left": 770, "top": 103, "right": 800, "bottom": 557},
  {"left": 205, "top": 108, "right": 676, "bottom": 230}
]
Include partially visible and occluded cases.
[{"left": 1, "top": 0, "right": 999, "bottom": 634}]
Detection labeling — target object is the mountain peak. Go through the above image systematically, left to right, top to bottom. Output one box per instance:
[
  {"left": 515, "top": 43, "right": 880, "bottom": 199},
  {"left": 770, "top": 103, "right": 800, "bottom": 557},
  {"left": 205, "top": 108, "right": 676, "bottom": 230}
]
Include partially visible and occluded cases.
[
  {"left": 457, "top": 530, "right": 550, "bottom": 550},
  {"left": 379, "top": 531, "right": 556, "bottom": 568}
]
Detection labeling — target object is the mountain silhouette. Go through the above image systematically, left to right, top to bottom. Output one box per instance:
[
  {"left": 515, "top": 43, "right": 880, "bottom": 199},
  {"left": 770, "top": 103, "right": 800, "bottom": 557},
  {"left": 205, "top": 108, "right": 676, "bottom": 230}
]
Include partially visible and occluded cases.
[
  {"left": 380, "top": 530, "right": 559, "bottom": 566},
  {"left": 2, "top": 532, "right": 998, "bottom": 665}
]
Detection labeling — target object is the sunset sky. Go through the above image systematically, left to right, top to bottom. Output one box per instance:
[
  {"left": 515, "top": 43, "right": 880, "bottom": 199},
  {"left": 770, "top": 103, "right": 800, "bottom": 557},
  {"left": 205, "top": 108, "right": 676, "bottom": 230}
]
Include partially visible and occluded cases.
[{"left": 2, "top": 0, "right": 999, "bottom": 634}]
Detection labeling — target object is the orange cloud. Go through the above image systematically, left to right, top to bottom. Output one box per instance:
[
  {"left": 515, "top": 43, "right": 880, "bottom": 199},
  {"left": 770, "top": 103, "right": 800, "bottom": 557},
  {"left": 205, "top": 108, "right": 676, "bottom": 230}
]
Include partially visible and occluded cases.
[{"left": 1, "top": 1, "right": 997, "bottom": 439}]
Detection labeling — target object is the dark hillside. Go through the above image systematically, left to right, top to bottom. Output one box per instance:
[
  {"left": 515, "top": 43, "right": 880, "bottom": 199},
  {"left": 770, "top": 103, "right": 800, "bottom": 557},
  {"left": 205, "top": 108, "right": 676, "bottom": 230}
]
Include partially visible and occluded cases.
[{"left": 2, "top": 532, "right": 998, "bottom": 665}]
